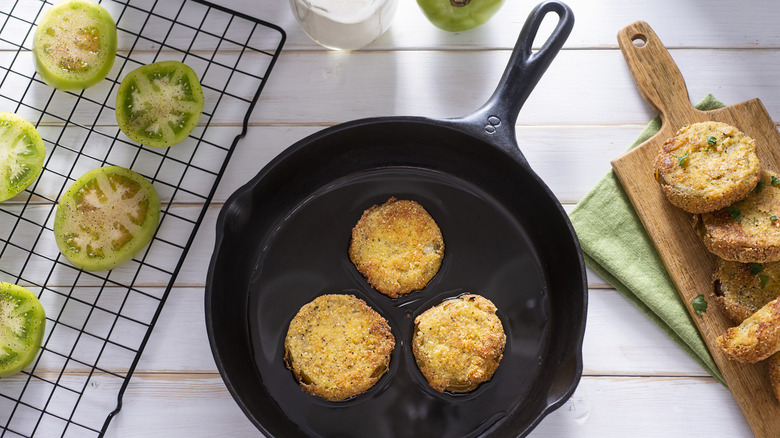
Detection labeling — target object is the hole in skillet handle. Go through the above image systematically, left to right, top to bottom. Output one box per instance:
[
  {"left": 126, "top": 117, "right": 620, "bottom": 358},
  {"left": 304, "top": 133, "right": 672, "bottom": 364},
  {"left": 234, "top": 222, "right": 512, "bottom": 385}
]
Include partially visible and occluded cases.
[
  {"left": 457, "top": 1, "right": 574, "bottom": 165},
  {"left": 632, "top": 33, "right": 648, "bottom": 48}
]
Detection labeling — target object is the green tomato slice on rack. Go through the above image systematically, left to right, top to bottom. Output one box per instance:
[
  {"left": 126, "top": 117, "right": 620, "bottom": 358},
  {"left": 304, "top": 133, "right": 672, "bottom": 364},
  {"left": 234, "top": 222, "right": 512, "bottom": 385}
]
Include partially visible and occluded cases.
[
  {"left": 32, "top": 0, "right": 118, "bottom": 91},
  {"left": 417, "top": 0, "right": 505, "bottom": 32},
  {"left": 115, "top": 61, "right": 205, "bottom": 148},
  {"left": 0, "top": 112, "right": 46, "bottom": 203},
  {"left": 54, "top": 166, "right": 161, "bottom": 272},
  {"left": 0, "top": 282, "right": 46, "bottom": 378}
]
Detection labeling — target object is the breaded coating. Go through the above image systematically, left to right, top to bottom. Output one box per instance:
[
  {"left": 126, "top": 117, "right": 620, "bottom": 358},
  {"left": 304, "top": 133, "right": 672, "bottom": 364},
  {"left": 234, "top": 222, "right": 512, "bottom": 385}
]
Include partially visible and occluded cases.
[
  {"left": 654, "top": 121, "right": 760, "bottom": 213},
  {"left": 695, "top": 170, "right": 780, "bottom": 263},
  {"left": 349, "top": 197, "right": 444, "bottom": 298},
  {"left": 713, "top": 258, "right": 780, "bottom": 324},
  {"left": 711, "top": 259, "right": 780, "bottom": 401},
  {"left": 284, "top": 294, "right": 395, "bottom": 401},
  {"left": 412, "top": 294, "right": 506, "bottom": 393},
  {"left": 717, "top": 296, "right": 780, "bottom": 363}
]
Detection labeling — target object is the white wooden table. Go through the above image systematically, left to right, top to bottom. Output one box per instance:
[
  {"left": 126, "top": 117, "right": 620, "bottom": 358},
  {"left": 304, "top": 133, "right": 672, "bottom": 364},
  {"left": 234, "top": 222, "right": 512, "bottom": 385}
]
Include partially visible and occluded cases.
[{"left": 12, "top": 0, "right": 778, "bottom": 436}]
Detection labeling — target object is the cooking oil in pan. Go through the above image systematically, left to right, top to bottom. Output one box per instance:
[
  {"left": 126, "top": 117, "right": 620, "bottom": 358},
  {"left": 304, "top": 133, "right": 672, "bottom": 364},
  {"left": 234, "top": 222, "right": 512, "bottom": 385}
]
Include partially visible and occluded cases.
[{"left": 247, "top": 167, "right": 552, "bottom": 437}]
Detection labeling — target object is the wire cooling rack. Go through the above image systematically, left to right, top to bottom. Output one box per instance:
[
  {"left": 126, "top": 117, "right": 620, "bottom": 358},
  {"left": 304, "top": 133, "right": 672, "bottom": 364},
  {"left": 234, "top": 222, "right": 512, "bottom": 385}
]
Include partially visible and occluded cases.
[{"left": 0, "top": 0, "right": 284, "bottom": 436}]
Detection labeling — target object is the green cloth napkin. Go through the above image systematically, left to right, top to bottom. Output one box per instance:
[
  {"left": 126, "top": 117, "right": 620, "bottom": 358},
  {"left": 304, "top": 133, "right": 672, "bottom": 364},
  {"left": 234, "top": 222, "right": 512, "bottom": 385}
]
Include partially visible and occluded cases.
[{"left": 569, "top": 94, "right": 726, "bottom": 385}]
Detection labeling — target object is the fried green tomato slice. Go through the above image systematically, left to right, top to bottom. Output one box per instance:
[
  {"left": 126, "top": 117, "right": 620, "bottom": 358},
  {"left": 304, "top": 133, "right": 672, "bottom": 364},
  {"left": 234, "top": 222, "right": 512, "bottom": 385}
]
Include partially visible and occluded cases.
[
  {"left": 32, "top": 0, "right": 117, "bottom": 91},
  {"left": 115, "top": 61, "right": 205, "bottom": 148},
  {"left": 0, "top": 112, "right": 46, "bottom": 202},
  {"left": 654, "top": 121, "right": 760, "bottom": 214},
  {"left": 54, "top": 166, "right": 161, "bottom": 271},
  {"left": 695, "top": 170, "right": 780, "bottom": 263},
  {"left": 349, "top": 197, "right": 444, "bottom": 298},
  {"left": 712, "top": 258, "right": 780, "bottom": 324},
  {"left": 0, "top": 282, "right": 46, "bottom": 378},
  {"left": 284, "top": 294, "right": 395, "bottom": 401},
  {"left": 412, "top": 294, "right": 506, "bottom": 393},
  {"left": 717, "top": 296, "right": 780, "bottom": 363}
]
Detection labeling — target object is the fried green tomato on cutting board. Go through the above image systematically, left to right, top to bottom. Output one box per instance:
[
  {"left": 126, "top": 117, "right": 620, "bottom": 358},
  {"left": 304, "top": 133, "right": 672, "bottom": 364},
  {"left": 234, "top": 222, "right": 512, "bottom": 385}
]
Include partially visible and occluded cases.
[
  {"left": 654, "top": 121, "right": 760, "bottom": 214},
  {"left": 695, "top": 170, "right": 780, "bottom": 264},
  {"left": 712, "top": 257, "right": 780, "bottom": 401},
  {"left": 713, "top": 257, "right": 780, "bottom": 324},
  {"left": 717, "top": 295, "right": 780, "bottom": 364}
]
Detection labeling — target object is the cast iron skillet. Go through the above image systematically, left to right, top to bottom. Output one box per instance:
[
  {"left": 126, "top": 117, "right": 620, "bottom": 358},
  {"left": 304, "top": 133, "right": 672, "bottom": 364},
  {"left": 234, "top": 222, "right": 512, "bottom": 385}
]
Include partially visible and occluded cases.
[{"left": 206, "top": 2, "right": 586, "bottom": 437}]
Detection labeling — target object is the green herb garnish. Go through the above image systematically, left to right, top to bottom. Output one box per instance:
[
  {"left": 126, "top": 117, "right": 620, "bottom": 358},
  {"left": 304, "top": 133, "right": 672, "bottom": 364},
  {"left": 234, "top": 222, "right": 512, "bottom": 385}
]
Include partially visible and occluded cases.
[
  {"left": 707, "top": 136, "right": 717, "bottom": 145},
  {"left": 677, "top": 152, "right": 689, "bottom": 166},
  {"left": 772, "top": 176, "right": 780, "bottom": 186},
  {"left": 756, "top": 180, "right": 765, "bottom": 193},
  {"left": 728, "top": 206, "right": 741, "bottom": 222},
  {"left": 772, "top": 215, "right": 778, "bottom": 222},
  {"left": 751, "top": 263, "right": 765, "bottom": 275},
  {"left": 760, "top": 275, "right": 770, "bottom": 288},
  {"left": 692, "top": 294, "right": 708, "bottom": 315}
]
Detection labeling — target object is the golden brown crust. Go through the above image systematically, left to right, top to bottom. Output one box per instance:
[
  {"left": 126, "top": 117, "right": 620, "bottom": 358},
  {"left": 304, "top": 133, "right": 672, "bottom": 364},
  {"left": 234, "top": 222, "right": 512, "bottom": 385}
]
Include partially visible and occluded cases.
[
  {"left": 654, "top": 121, "right": 760, "bottom": 213},
  {"left": 695, "top": 170, "right": 780, "bottom": 263},
  {"left": 349, "top": 197, "right": 444, "bottom": 298},
  {"left": 711, "top": 258, "right": 780, "bottom": 402},
  {"left": 712, "top": 258, "right": 780, "bottom": 324},
  {"left": 284, "top": 294, "right": 395, "bottom": 401},
  {"left": 411, "top": 294, "right": 506, "bottom": 393},
  {"left": 716, "top": 297, "right": 780, "bottom": 363}
]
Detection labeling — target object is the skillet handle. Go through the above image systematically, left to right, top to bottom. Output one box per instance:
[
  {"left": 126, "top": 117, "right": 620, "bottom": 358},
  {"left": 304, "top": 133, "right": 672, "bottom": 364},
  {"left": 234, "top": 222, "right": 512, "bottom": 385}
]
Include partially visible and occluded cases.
[{"left": 459, "top": 1, "right": 574, "bottom": 163}]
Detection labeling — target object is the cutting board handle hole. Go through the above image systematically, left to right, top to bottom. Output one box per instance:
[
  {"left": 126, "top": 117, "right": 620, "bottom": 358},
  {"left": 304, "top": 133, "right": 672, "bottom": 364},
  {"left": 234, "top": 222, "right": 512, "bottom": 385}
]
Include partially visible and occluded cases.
[{"left": 631, "top": 34, "right": 647, "bottom": 48}]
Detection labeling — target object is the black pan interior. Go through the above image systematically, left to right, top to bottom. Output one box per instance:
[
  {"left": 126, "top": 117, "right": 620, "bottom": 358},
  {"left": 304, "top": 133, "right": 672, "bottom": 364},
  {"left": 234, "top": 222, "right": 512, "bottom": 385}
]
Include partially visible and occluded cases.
[{"left": 207, "top": 118, "right": 586, "bottom": 438}]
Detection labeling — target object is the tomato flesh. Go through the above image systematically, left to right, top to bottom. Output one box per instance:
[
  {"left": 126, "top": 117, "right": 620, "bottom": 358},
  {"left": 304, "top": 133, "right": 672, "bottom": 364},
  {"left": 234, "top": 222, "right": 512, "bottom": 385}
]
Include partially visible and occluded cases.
[
  {"left": 33, "top": 0, "right": 117, "bottom": 91},
  {"left": 417, "top": 0, "right": 505, "bottom": 32},
  {"left": 116, "top": 61, "right": 205, "bottom": 148},
  {"left": 0, "top": 112, "right": 46, "bottom": 202},
  {"left": 54, "top": 166, "right": 161, "bottom": 271},
  {"left": 0, "top": 282, "right": 46, "bottom": 378}
]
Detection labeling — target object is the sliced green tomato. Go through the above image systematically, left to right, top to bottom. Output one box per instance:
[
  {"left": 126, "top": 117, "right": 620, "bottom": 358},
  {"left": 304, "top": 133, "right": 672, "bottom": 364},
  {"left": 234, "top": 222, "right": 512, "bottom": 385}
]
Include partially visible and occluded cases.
[
  {"left": 32, "top": 0, "right": 117, "bottom": 91},
  {"left": 417, "top": 0, "right": 505, "bottom": 32},
  {"left": 116, "top": 61, "right": 205, "bottom": 148},
  {"left": 0, "top": 112, "right": 46, "bottom": 202},
  {"left": 54, "top": 166, "right": 161, "bottom": 271},
  {"left": 0, "top": 282, "right": 46, "bottom": 378}
]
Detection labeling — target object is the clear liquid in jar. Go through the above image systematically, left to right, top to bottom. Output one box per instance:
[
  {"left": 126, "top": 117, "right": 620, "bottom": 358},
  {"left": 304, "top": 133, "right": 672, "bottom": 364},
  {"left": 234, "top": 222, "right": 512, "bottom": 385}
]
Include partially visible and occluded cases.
[{"left": 290, "top": 0, "right": 399, "bottom": 50}]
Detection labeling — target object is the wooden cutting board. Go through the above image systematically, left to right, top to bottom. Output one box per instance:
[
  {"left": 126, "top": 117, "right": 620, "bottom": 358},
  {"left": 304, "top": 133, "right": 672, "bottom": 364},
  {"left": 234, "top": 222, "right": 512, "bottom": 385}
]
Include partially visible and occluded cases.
[{"left": 611, "top": 21, "right": 780, "bottom": 437}]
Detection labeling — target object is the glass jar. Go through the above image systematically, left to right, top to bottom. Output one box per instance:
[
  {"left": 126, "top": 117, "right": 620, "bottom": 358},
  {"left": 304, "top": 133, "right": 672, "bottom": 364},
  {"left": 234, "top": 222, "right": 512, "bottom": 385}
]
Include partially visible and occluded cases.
[{"left": 289, "top": 0, "right": 399, "bottom": 51}]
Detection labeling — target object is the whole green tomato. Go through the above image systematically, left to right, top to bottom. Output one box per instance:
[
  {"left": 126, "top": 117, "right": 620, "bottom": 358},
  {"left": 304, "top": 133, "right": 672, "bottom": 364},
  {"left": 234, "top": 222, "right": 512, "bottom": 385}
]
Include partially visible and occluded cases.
[{"left": 417, "top": 0, "right": 505, "bottom": 32}]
